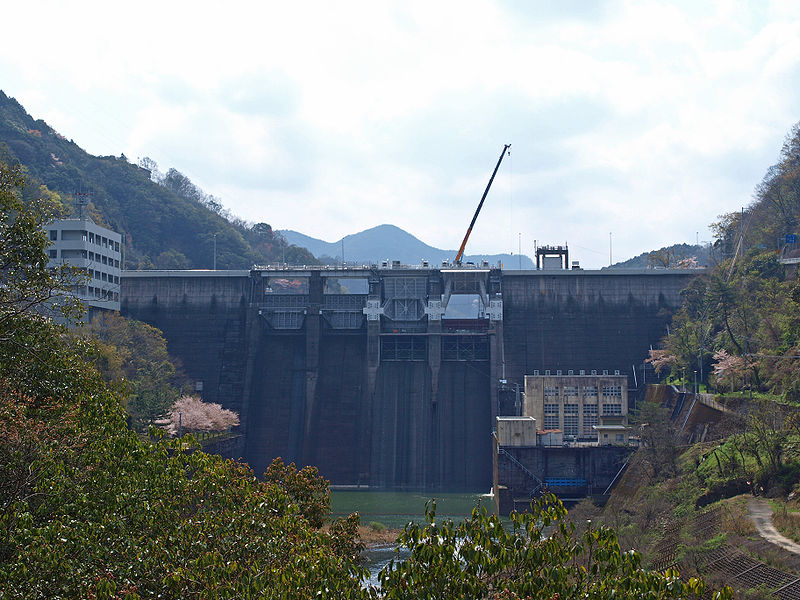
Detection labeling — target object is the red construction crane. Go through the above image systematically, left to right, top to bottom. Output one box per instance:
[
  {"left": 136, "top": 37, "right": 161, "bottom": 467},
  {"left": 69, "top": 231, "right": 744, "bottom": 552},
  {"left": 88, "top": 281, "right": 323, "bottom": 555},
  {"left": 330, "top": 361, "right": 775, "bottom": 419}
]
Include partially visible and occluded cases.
[{"left": 454, "top": 144, "right": 511, "bottom": 265}]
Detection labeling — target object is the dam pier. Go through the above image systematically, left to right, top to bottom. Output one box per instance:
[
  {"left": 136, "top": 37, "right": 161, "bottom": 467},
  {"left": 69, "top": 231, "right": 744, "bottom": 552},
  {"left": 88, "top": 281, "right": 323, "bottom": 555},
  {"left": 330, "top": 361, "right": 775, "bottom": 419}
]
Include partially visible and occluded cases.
[{"left": 121, "top": 264, "right": 695, "bottom": 494}]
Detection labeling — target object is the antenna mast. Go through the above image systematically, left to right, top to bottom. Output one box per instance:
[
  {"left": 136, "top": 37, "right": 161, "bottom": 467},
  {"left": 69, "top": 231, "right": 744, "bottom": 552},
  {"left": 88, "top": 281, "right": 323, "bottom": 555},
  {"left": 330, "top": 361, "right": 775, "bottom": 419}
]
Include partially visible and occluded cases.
[{"left": 75, "top": 191, "right": 90, "bottom": 220}]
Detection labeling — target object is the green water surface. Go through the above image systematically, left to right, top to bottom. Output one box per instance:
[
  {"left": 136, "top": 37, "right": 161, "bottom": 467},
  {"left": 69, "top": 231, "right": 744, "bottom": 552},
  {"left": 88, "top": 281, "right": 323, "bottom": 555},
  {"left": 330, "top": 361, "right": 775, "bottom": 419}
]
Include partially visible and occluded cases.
[{"left": 331, "top": 490, "right": 495, "bottom": 530}]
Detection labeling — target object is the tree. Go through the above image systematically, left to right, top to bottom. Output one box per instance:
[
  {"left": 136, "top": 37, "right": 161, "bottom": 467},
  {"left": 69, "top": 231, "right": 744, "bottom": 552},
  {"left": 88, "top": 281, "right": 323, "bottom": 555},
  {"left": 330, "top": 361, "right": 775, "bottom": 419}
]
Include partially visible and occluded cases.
[
  {"left": 0, "top": 163, "right": 82, "bottom": 333},
  {"left": 649, "top": 247, "right": 676, "bottom": 268},
  {"left": 676, "top": 256, "right": 700, "bottom": 269},
  {"left": 80, "top": 311, "right": 185, "bottom": 431},
  {"left": 646, "top": 348, "right": 677, "bottom": 375},
  {"left": 711, "top": 349, "right": 746, "bottom": 392},
  {"left": 163, "top": 395, "right": 239, "bottom": 435},
  {"left": 635, "top": 400, "right": 681, "bottom": 479},
  {"left": 264, "top": 457, "right": 331, "bottom": 529},
  {"left": 378, "top": 495, "right": 731, "bottom": 599}
]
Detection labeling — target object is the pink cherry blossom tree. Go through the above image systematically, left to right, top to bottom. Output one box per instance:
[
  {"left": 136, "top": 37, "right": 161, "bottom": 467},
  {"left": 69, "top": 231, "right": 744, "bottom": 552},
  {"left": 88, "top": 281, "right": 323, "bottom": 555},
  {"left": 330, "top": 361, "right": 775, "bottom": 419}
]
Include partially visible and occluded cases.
[
  {"left": 711, "top": 349, "right": 746, "bottom": 391},
  {"left": 162, "top": 395, "right": 239, "bottom": 436}
]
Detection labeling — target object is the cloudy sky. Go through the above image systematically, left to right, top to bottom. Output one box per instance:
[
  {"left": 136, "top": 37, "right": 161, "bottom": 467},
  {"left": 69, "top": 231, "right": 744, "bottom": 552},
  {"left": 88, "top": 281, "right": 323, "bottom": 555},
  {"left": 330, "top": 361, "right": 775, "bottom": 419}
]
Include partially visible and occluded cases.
[{"left": 3, "top": 1, "right": 800, "bottom": 268}]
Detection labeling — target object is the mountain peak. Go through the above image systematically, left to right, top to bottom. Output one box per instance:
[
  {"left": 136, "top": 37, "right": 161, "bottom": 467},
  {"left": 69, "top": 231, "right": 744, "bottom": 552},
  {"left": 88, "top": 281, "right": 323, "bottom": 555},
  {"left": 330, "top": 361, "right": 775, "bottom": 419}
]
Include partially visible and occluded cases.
[{"left": 280, "top": 225, "right": 535, "bottom": 268}]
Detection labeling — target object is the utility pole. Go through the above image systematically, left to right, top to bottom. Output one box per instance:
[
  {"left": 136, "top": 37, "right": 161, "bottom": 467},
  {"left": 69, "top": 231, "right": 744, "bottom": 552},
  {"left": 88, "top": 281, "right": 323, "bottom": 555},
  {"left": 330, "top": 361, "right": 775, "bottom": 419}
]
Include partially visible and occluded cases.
[{"left": 740, "top": 207, "right": 744, "bottom": 257}]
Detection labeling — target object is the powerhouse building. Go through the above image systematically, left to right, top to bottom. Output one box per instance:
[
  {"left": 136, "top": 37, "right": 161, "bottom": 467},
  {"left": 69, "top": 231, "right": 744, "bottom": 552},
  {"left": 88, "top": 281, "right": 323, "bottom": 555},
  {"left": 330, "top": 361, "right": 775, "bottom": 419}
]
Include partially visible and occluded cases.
[{"left": 524, "top": 371, "right": 630, "bottom": 445}]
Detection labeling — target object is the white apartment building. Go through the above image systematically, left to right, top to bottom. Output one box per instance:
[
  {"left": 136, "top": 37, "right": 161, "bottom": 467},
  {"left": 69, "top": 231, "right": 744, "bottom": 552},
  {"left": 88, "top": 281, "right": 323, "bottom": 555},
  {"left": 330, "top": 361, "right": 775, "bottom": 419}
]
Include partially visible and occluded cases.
[
  {"left": 46, "top": 218, "right": 122, "bottom": 312},
  {"left": 524, "top": 371, "right": 630, "bottom": 445}
]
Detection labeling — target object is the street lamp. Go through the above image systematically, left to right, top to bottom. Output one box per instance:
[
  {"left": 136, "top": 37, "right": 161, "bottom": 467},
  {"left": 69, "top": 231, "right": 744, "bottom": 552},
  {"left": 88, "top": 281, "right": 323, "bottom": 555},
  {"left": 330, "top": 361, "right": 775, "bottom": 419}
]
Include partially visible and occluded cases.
[{"left": 213, "top": 233, "right": 217, "bottom": 270}]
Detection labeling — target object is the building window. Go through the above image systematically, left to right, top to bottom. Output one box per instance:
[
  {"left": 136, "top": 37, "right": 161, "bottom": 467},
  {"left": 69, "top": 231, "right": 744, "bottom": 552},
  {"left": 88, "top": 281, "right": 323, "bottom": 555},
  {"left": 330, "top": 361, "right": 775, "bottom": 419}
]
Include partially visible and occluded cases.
[
  {"left": 49, "top": 230, "right": 58, "bottom": 241},
  {"left": 89, "top": 232, "right": 94, "bottom": 243},
  {"left": 114, "top": 241, "right": 120, "bottom": 252},
  {"left": 49, "top": 249, "right": 58, "bottom": 258},
  {"left": 102, "top": 255, "right": 108, "bottom": 265},
  {"left": 114, "top": 259, "right": 119, "bottom": 268},
  {"left": 602, "top": 385, "right": 622, "bottom": 397},
  {"left": 544, "top": 386, "right": 559, "bottom": 397},
  {"left": 563, "top": 386, "right": 578, "bottom": 397},
  {"left": 583, "top": 386, "right": 598, "bottom": 397},
  {"left": 543, "top": 403, "right": 559, "bottom": 429},
  {"left": 564, "top": 403, "right": 578, "bottom": 414},
  {"left": 602, "top": 403, "right": 622, "bottom": 416},
  {"left": 583, "top": 404, "right": 598, "bottom": 435},
  {"left": 544, "top": 414, "right": 560, "bottom": 429},
  {"left": 583, "top": 414, "right": 598, "bottom": 435},
  {"left": 564, "top": 415, "right": 578, "bottom": 437},
  {"left": 615, "top": 434, "right": 625, "bottom": 443}
]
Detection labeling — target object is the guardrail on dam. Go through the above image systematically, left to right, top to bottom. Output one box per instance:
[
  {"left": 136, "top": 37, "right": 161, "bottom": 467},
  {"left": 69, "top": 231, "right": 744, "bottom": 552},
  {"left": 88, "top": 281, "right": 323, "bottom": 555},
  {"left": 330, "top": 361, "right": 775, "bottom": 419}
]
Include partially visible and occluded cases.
[{"left": 121, "top": 266, "right": 697, "bottom": 492}]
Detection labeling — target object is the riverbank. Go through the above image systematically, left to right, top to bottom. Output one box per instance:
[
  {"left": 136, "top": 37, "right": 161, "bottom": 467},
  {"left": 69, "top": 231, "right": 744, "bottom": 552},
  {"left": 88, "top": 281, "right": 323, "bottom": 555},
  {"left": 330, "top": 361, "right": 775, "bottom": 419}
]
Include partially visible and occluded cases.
[{"left": 358, "top": 524, "right": 402, "bottom": 547}]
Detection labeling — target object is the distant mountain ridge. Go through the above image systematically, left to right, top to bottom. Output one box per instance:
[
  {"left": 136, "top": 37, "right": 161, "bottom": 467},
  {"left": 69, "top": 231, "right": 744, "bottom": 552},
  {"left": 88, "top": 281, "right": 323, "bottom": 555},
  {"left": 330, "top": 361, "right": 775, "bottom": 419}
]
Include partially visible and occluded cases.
[{"left": 280, "top": 224, "right": 535, "bottom": 268}]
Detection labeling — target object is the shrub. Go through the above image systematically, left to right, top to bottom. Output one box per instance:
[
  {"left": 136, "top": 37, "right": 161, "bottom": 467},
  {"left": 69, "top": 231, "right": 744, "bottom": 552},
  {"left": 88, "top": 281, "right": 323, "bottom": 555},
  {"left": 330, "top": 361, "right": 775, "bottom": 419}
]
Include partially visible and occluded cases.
[{"left": 369, "top": 521, "right": 387, "bottom": 532}]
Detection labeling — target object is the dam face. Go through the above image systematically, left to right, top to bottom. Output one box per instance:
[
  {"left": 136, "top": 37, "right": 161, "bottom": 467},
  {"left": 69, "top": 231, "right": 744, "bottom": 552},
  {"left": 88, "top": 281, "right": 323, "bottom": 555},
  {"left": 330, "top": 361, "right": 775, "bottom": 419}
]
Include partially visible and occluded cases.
[{"left": 121, "top": 266, "right": 694, "bottom": 491}]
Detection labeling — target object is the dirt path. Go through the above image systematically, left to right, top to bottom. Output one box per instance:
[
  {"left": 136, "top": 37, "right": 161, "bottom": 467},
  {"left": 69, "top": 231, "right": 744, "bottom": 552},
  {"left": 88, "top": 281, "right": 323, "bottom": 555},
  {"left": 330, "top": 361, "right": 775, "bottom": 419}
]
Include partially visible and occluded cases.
[{"left": 748, "top": 497, "right": 800, "bottom": 555}]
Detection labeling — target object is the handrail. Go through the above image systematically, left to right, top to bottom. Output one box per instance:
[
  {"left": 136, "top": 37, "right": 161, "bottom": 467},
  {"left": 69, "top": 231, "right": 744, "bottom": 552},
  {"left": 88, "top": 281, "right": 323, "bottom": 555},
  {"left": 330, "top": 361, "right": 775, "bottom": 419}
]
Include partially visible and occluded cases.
[{"left": 498, "top": 447, "right": 543, "bottom": 496}]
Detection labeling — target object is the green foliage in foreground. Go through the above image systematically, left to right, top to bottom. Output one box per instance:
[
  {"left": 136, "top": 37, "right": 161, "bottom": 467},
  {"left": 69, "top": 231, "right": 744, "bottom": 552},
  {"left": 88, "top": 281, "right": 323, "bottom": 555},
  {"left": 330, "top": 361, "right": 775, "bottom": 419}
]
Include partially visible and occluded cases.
[
  {"left": 0, "top": 327, "right": 368, "bottom": 598},
  {"left": 379, "top": 496, "right": 731, "bottom": 600}
]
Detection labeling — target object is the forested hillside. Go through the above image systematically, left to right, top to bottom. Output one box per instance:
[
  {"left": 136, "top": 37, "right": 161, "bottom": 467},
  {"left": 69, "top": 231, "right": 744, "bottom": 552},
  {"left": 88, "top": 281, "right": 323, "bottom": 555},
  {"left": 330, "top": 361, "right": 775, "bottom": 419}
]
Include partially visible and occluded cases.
[
  {"left": 0, "top": 91, "right": 316, "bottom": 269},
  {"left": 652, "top": 122, "right": 800, "bottom": 402},
  {"left": 609, "top": 243, "right": 712, "bottom": 269}
]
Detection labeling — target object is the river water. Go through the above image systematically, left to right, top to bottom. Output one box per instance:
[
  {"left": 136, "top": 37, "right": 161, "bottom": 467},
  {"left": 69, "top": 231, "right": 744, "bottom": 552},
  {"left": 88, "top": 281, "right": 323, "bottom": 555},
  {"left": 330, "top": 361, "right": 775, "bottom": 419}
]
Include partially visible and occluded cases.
[
  {"left": 330, "top": 490, "right": 494, "bottom": 529},
  {"left": 331, "top": 490, "right": 495, "bottom": 586}
]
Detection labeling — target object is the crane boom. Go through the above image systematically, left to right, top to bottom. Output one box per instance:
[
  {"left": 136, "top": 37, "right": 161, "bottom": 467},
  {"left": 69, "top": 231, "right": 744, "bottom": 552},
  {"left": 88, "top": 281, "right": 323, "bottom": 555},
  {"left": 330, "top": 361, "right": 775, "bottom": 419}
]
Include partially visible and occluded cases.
[{"left": 454, "top": 144, "right": 511, "bottom": 264}]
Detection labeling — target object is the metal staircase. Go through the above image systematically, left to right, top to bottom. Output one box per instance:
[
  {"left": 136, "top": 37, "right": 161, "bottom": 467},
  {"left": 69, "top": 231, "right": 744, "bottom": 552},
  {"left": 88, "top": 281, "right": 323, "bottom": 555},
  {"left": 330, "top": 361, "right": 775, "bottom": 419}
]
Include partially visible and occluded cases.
[{"left": 498, "top": 447, "right": 543, "bottom": 496}]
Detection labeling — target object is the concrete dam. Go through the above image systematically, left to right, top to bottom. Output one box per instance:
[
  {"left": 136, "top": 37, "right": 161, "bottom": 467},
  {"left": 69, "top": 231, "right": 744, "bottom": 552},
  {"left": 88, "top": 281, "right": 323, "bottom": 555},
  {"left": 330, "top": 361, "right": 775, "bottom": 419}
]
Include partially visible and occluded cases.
[{"left": 121, "top": 266, "right": 695, "bottom": 492}]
